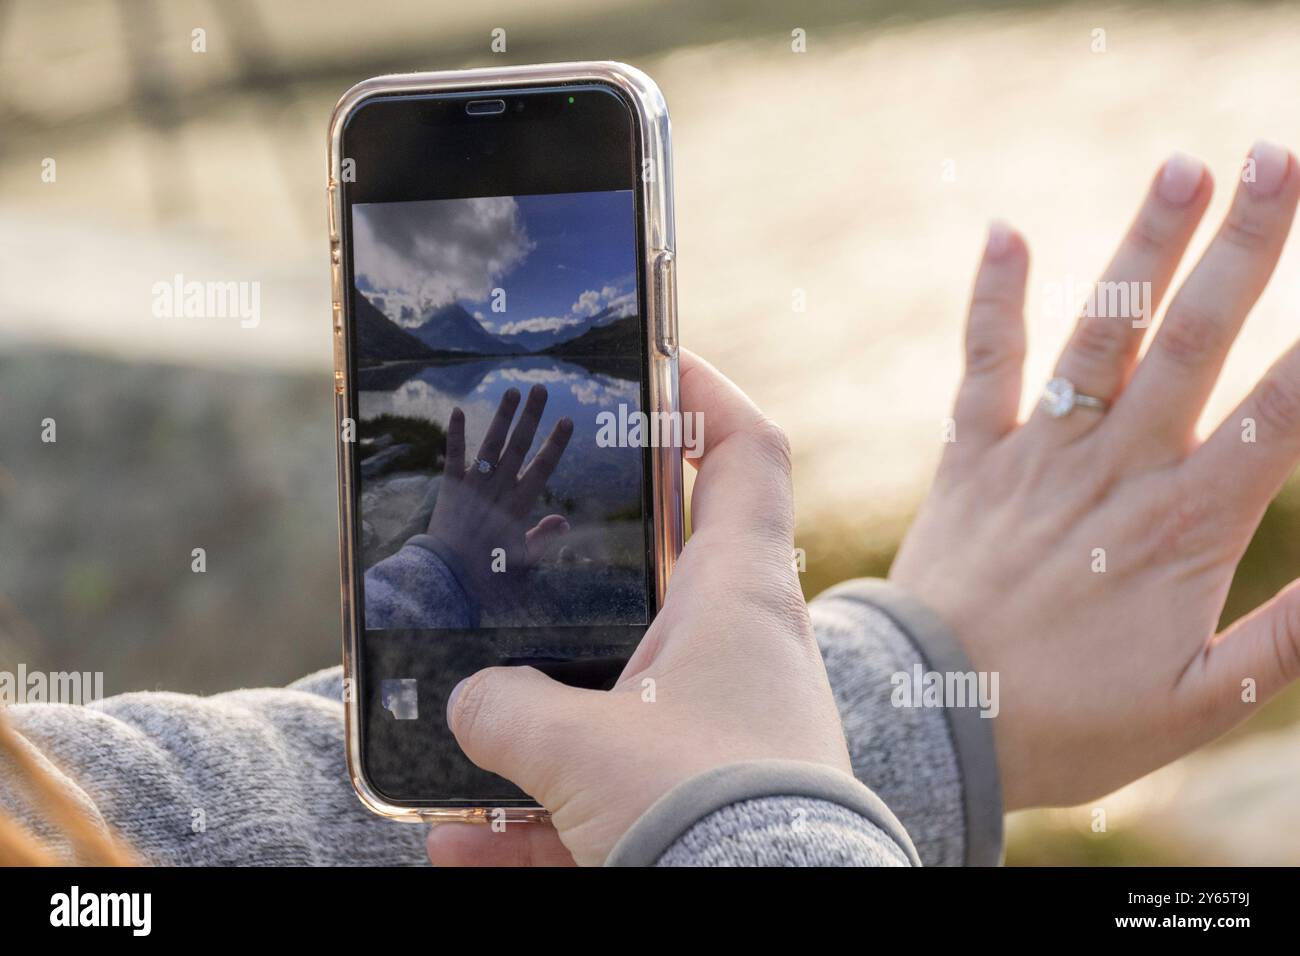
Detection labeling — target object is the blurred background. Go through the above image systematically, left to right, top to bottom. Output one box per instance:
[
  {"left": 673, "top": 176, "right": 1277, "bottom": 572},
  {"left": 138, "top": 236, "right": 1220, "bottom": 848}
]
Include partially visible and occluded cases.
[{"left": 3, "top": 0, "right": 1300, "bottom": 865}]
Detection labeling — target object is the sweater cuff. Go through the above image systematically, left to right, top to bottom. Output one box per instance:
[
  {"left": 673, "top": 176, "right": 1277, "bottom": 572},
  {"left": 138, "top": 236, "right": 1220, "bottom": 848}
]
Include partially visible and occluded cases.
[
  {"left": 404, "top": 533, "right": 481, "bottom": 627},
  {"left": 819, "top": 578, "right": 1004, "bottom": 865},
  {"left": 604, "top": 759, "right": 921, "bottom": 867}
]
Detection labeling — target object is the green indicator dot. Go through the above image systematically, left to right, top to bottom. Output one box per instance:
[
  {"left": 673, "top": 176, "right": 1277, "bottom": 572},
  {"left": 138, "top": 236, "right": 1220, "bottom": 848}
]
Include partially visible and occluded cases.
[{"left": 568, "top": 96, "right": 575, "bottom": 104}]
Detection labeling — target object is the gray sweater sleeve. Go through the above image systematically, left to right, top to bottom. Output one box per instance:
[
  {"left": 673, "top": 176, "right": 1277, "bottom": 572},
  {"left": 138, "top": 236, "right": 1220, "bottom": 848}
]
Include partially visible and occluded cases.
[
  {"left": 363, "top": 538, "right": 477, "bottom": 630},
  {"left": 0, "top": 578, "right": 1000, "bottom": 867},
  {"left": 809, "top": 579, "right": 1004, "bottom": 866},
  {"left": 1, "top": 668, "right": 429, "bottom": 866},
  {"left": 3, "top": 678, "right": 914, "bottom": 867},
  {"left": 607, "top": 760, "right": 919, "bottom": 867}
]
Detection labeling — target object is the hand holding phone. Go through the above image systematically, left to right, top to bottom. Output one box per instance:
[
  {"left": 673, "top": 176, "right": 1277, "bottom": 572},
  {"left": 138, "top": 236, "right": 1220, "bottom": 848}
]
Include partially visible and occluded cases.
[{"left": 427, "top": 351, "right": 853, "bottom": 866}]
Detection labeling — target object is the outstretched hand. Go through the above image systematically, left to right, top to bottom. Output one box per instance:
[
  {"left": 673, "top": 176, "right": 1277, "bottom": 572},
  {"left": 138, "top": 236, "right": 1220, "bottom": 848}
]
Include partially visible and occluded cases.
[
  {"left": 892, "top": 143, "right": 1300, "bottom": 809},
  {"left": 426, "top": 384, "right": 574, "bottom": 606}
]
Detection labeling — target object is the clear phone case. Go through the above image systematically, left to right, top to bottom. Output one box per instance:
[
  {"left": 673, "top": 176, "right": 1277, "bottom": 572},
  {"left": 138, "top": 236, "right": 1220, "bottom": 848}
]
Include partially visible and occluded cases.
[{"left": 326, "top": 62, "right": 684, "bottom": 822}]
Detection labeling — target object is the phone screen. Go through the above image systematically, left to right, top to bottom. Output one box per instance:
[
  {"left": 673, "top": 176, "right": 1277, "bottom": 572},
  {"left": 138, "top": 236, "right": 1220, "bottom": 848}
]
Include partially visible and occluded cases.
[{"left": 340, "top": 84, "right": 656, "bottom": 805}]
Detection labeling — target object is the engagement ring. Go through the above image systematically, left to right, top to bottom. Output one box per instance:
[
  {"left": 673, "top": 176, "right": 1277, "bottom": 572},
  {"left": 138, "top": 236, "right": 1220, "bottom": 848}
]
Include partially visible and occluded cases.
[{"left": 1040, "top": 376, "right": 1109, "bottom": 418}]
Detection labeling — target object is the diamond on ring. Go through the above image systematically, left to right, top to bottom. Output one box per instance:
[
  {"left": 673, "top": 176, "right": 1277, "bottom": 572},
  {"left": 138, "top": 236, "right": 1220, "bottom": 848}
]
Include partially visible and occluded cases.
[
  {"left": 1040, "top": 376, "right": 1109, "bottom": 418},
  {"left": 474, "top": 458, "right": 496, "bottom": 476}
]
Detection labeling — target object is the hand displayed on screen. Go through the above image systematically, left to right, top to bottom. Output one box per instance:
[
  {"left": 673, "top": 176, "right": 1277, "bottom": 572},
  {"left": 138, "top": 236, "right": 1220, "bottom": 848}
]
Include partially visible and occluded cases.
[
  {"left": 890, "top": 143, "right": 1300, "bottom": 810},
  {"left": 426, "top": 385, "right": 574, "bottom": 609}
]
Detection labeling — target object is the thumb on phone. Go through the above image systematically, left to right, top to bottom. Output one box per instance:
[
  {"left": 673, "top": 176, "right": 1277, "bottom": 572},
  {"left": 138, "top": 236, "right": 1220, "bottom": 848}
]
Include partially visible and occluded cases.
[{"left": 446, "top": 665, "right": 595, "bottom": 806}]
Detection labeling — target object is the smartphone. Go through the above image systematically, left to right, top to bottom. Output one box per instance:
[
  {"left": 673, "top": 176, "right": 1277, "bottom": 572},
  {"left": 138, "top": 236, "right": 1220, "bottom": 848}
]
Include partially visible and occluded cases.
[{"left": 327, "top": 63, "right": 683, "bottom": 821}]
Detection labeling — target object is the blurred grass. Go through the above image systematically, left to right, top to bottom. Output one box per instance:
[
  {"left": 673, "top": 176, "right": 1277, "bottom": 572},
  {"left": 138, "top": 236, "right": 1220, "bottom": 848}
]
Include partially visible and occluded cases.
[
  {"left": 1210, "top": 483, "right": 1300, "bottom": 739},
  {"left": 1004, "top": 813, "right": 1202, "bottom": 866}
]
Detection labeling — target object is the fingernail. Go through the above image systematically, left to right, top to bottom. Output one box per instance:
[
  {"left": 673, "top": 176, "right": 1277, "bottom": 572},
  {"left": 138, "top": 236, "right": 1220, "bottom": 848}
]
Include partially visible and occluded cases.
[
  {"left": 1245, "top": 140, "right": 1291, "bottom": 198},
  {"left": 1156, "top": 152, "right": 1204, "bottom": 205},
  {"left": 985, "top": 220, "right": 1014, "bottom": 259},
  {"left": 446, "top": 678, "right": 468, "bottom": 724}
]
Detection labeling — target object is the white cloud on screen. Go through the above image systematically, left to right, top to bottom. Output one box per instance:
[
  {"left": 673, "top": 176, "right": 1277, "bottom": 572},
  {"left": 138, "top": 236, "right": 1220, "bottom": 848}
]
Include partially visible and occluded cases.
[
  {"left": 353, "top": 197, "right": 533, "bottom": 328},
  {"left": 573, "top": 284, "right": 635, "bottom": 317},
  {"left": 496, "top": 315, "right": 585, "bottom": 335}
]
